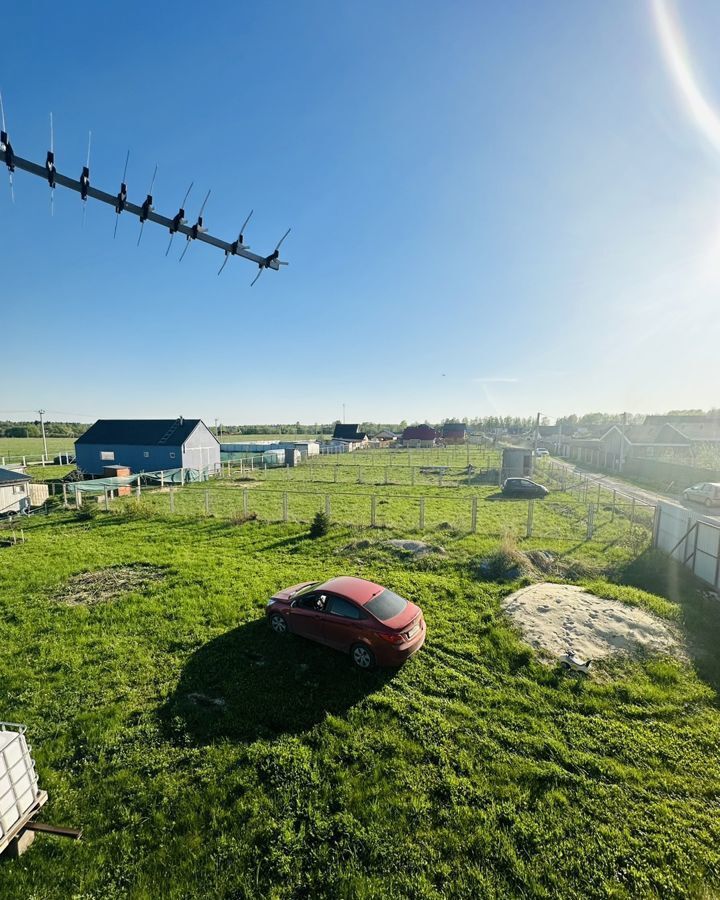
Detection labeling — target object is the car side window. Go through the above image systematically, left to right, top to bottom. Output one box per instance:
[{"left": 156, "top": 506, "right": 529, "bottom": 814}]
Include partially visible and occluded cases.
[
  {"left": 297, "top": 592, "right": 328, "bottom": 612},
  {"left": 327, "top": 596, "right": 363, "bottom": 619}
]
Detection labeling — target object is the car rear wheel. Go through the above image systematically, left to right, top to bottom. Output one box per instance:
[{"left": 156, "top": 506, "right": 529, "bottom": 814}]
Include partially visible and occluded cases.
[
  {"left": 270, "top": 613, "right": 288, "bottom": 634},
  {"left": 351, "top": 644, "right": 375, "bottom": 670}
]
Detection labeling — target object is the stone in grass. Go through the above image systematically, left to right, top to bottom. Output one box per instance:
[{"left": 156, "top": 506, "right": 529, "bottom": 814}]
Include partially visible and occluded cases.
[{"left": 383, "top": 539, "right": 446, "bottom": 558}]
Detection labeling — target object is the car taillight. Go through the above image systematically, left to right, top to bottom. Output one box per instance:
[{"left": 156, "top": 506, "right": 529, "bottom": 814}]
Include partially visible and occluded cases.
[{"left": 378, "top": 632, "right": 405, "bottom": 644}]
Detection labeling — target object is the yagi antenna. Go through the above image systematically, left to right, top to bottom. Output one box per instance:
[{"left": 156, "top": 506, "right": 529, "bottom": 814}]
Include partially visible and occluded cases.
[
  {"left": 0, "top": 90, "right": 15, "bottom": 203},
  {"left": 0, "top": 109, "right": 290, "bottom": 285},
  {"left": 47, "top": 113, "right": 56, "bottom": 215},
  {"left": 80, "top": 130, "right": 91, "bottom": 227},
  {"left": 113, "top": 149, "right": 130, "bottom": 239},
  {"left": 137, "top": 164, "right": 157, "bottom": 247},
  {"left": 165, "top": 181, "right": 193, "bottom": 257},
  {"left": 179, "top": 188, "right": 210, "bottom": 262},
  {"left": 218, "top": 209, "right": 253, "bottom": 275},
  {"left": 250, "top": 227, "right": 291, "bottom": 287}
]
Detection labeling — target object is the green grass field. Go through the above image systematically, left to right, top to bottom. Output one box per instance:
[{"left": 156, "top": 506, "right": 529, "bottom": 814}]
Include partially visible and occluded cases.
[
  {"left": 0, "top": 437, "right": 75, "bottom": 462},
  {"left": 1, "top": 493, "right": 719, "bottom": 897}
]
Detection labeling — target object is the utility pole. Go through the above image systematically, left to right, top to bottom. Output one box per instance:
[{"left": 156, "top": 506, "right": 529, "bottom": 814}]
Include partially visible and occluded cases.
[
  {"left": 38, "top": 409, "right": 48, "bottom": 459},
  {"left": 531, "top": 411, "right": 540, "bottom": 475},
  {"left": 618, "top": 411, "right": 627, "bottom": 472}
]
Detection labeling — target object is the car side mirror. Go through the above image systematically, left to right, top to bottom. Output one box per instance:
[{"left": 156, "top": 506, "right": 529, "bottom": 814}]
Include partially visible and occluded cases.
[{"left": 290, "top": 599, "right": 297, "bottom": 608}]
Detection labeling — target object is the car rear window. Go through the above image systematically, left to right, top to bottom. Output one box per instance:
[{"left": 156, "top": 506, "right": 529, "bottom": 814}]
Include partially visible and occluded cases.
[{"left": 365, "top": 589, "right": 408, "bottom": 621}]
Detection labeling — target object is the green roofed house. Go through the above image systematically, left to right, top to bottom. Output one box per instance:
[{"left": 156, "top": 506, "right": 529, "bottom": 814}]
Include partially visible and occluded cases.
[{"left": 74, "top": 418, "right": 220, "bottom": 477}]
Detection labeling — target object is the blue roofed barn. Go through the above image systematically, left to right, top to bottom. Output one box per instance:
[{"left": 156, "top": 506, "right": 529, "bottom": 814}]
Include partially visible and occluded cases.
[{"left": 74, "top": 418, "right": 220, "bottom": 476}]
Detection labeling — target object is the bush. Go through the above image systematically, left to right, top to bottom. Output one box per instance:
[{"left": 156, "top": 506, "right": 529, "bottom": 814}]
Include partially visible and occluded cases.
[{"left": 309, "top": 510, "right": 330, "bottom": 538}]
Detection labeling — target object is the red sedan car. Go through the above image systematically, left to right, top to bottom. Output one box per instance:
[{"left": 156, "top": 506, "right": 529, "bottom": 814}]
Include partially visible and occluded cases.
[{"left": 266, "top": 576, "right": 426, "bottom": 669}]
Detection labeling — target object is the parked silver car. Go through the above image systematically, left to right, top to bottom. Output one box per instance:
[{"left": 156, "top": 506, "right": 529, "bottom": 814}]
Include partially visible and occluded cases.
[{"left": 682, "top": 482, "right": 720, "bottom": 508}]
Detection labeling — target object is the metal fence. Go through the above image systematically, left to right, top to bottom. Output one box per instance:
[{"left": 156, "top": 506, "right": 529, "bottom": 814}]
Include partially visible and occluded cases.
[
  {"left": 80, "top": 481, "right": 653, "bottom": 542},
  {"left": 654, "top": 501, "right": 720, "bottom": 589}
]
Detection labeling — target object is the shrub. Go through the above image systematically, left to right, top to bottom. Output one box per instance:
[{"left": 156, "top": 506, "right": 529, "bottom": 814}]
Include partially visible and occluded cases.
[{"left": 309, "top": 510, "right": 330, "bottom": 538}]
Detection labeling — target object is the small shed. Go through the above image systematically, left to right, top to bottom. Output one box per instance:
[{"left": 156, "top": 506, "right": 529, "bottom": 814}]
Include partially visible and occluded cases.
[
  {"left": 502, "top": 447, "right": 532, "bottom": 479},
  {"left": 0, "top": 468, "right": 31, "bottom": 516}
]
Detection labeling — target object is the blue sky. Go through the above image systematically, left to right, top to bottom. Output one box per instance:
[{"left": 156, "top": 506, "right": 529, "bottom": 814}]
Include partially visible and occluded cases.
[{"left": 2, "top": 0, "right": 719, "bottom": 425}]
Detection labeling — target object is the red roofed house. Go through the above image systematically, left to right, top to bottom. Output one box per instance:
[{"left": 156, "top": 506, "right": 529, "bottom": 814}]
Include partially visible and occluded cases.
[{"left": 401, "top": 425, "right": 438, "bottom": 448}]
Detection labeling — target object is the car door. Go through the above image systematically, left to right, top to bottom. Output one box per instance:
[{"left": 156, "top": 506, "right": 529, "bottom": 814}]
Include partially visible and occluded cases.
[
  {"left": 289, "top": 592, "right": 331, "bottom": 644},
  {"left": 322, "top": 595, "right": 368, "bottom": 651}
]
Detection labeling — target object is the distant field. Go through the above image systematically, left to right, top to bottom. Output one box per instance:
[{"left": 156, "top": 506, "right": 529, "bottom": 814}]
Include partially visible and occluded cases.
[{"left": 0, "top": 436, "right": 76, "bottom": 461}]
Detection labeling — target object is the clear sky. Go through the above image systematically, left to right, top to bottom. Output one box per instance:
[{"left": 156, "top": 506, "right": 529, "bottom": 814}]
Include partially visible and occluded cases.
[{"left": 2, "top": 0, "right": 719, "bottom": 425}]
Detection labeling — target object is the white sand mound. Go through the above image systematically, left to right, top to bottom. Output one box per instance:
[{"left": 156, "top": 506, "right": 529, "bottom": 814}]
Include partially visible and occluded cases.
[{"left": 503, "top": 583, "right": 681, "bottom": 661}]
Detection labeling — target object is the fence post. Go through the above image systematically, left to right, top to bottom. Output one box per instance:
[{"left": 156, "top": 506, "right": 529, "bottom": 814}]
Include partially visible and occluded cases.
[
  {"left": 334, "top": 466, "right": 338, "bottom": 483},
  {"left": 385, "top": 466, "right": 389, "bottom": 485},
  {"left": 411, "top": 466, "right": 415, "bottom": 486},
  {"left": 358, "top": 468, "right": 364, "bottom": 484},
  {"left": 160, "top": 470, "right": 165, "bottom": 489},
  {"left": 136, "top": 480, "right": 141, "bottom": 498},
  {"left": 596, "top": 481, "right": 601, "bottom": 509},
  {"left": 62, "top": 484, "right": 68, "bottom": 506},
  {"left": 169, "top": 486, "right": 175, "bottom": 513},
  {"left": 76, "top": 489, "right": 82, "bottom": 509},
  {"left": 104, "top": 489, "right": 109, "bottom": 512},
  {"left": 243, "top": 489, "right": 249, "bottom": 515},
  {"left": 205, "top": 490, "right": 210, "bottom": 515},
  {"left": 611, "top": 490, "right": 616, "bottom": 521},
  {"left": 283, "top": 492, "right": 289, "bottom": 522},
  {"left": 325, "top": 494, "right": 331, "bottom": 519},
  {"left": 371, "top": 495, "right": 377, "bottom": 527},
  {"left": 419, "top": 497, "right": 425, "bottom": 531},
  {"left": 471, "top": 497, "right": 477, "bottom": 533},
  {"left": 630, "top": 498, "right": 636, "bottom": 531},
  {"left": 526, "top": 500, "right": 534, "bottom": 537},
  {"left": 587, "top": 505, "right": 594, "bottom": 539},
  {"left": 652, "top": 505, "right": 661, "bottom": 548}
]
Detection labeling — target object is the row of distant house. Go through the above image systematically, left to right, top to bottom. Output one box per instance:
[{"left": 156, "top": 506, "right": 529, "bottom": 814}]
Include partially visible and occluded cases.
[
  {"left": 537, "top": 414, "right": 720, "bottom": 469},
  {"left": 331, "top": 422, "right": 468, "bottom": 449}
]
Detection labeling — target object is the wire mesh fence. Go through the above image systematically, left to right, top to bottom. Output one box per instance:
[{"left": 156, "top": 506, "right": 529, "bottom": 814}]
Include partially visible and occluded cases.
[{"left": 90, "top": 481, "right": 655, "bottom": 545}]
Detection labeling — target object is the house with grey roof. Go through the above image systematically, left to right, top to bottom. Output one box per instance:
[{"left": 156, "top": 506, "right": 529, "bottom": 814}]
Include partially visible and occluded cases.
[
  {"left": 74, "top": 418, "right": 220, "bottom": 476},
  {"left": 0, "top": 468, "right": 31, "bottom": 516}
]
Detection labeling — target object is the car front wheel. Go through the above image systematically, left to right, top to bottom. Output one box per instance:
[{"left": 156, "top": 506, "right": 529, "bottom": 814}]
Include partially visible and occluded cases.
[
  {"left": 270, "top": 613, "right": 289, "bottom": 634},
  {"left": 351, "top": 644, "right": 375, "bottom": 670}
]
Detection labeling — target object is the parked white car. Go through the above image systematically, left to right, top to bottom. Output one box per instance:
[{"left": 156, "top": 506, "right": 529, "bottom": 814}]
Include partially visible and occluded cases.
[
  {"left": 534, "top": 448, "right": 549, "bottom": 457},
  {"left": 682, "top": 482, "right": 720, "bottom": 508}
]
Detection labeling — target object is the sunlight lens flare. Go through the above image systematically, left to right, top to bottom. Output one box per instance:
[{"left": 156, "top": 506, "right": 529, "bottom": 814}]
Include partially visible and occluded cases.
[{"left": 652, "top": 0, "right": 720, "bottom": 153}]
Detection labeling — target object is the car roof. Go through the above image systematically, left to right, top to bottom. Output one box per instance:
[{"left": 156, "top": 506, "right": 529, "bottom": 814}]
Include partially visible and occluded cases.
[{"left": 318, "top": 576, "right": 385, "bottom": 605}]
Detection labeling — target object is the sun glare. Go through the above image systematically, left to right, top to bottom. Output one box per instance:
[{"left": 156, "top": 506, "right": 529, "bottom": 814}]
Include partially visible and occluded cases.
[{"left": 652, "top": 0, "right": 720, "bottom": 153}]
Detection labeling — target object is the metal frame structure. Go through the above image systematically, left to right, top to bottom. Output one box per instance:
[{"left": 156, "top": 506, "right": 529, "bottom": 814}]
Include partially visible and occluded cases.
[{"left": 0, "top": 723, "right": 47, "bottom": 855}]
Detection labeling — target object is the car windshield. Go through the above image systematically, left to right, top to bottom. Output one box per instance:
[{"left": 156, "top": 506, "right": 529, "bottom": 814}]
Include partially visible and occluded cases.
[
  {"left": 291, "top": 582, "right": 319, "bottom": 597},
  {"left": 366, "top": 588, "right": 408, "bottom": 621}
]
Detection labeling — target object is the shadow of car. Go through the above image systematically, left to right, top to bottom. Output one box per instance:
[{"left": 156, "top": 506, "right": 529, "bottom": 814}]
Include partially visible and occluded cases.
[{"left": 162, "top": 618, "right": 396, "bottom": 745}]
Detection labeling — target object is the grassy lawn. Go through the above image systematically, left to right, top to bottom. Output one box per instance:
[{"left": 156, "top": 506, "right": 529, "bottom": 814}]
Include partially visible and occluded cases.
[
  {"left": 0, "top": 437, "right": 75, "bottom": 463},
  {"left": 1, "top": 503, "right": 719, "bottom": 897}
]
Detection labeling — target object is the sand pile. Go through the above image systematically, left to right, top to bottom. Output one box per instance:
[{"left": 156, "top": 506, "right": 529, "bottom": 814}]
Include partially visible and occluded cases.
[{"left": 503, "top": 583, "right": 681, "bottom": 661}]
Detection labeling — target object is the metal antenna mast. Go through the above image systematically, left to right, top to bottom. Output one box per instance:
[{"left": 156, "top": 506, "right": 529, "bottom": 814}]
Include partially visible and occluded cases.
[{"left": 0, "top": 100, "right": 291, "bottom": 284}]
